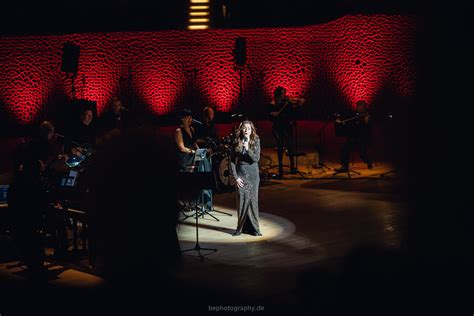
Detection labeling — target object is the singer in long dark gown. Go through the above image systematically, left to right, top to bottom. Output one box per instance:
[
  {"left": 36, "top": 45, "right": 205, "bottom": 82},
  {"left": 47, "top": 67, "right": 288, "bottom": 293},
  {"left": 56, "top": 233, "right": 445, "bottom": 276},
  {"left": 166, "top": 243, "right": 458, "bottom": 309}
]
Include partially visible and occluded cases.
[{"left": 230, "top": 120, "right": 262, "bottom": 236}]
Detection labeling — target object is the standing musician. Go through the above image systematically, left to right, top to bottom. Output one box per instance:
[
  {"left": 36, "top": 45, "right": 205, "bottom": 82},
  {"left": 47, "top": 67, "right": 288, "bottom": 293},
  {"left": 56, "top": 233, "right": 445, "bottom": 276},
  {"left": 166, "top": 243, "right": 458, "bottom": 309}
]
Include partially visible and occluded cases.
[
  {"left": 268, "top": 86, "right": 305, "bottom": 178},
  {"left": 335, "top": 100, "right": 373, "bottom": 172},
  {"left": 175, "top": 109, "right": 199, "bottom": 172},
  {"left": 230, "top": 120, "right": 262, "bottom": 236}
]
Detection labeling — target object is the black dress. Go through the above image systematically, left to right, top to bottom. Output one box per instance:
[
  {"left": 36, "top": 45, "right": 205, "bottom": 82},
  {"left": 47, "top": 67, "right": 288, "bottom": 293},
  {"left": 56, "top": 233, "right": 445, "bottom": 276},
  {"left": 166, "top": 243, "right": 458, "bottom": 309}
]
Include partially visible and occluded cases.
[
  {"left": 177, "top": 127, "right": 196, "bottom": 172},
  {"left": 230, "top": 137, "right": 261, "bottom": 234}
]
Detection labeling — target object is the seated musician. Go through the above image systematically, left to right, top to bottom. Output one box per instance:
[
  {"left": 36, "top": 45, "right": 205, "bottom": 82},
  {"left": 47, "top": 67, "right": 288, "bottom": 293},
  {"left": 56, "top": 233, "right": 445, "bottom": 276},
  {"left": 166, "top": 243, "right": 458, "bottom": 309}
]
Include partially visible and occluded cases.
[
  {"left": 100, "top": 96, "right": 127, "bottom": 134},
  {"left": 335, "top": 100, "right": 373, "bottom": 172},
  {"left": 66, "top": 107, "right": 96, "bottom": 156},
  {"left": 175, "top": 109, "right": 199, "bottom": 172},
  {"left": 14, "top": 121, "right": 66, "bottom": 174}
]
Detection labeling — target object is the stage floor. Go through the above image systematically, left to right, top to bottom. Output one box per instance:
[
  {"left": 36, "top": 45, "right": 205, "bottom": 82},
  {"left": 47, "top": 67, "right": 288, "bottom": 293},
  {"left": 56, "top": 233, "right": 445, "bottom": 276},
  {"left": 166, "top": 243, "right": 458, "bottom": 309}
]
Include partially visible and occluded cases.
[
  {"left": 0, "top": 154, "right": 404, "bottom": 311},
  {"left": 176, "top": 175, "right": 406, "bottom": 309}
]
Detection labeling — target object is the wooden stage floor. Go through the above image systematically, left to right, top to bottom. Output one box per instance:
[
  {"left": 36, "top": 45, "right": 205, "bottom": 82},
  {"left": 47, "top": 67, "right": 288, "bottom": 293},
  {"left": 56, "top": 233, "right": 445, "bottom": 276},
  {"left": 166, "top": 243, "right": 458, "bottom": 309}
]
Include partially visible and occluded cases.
[
  {"left": 0, "top": 156, "right": 405, "bottom": 311},
  {"left": 176, "top": 173, "right": 406, "bottom": 309}
]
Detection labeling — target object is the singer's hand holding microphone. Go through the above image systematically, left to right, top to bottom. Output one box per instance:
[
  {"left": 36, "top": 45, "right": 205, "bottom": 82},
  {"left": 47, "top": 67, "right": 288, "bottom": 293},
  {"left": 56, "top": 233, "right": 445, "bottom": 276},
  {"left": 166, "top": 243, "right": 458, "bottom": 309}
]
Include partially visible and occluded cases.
[{"left": 243, "top": 137, "right": 249, "bottom": 151}]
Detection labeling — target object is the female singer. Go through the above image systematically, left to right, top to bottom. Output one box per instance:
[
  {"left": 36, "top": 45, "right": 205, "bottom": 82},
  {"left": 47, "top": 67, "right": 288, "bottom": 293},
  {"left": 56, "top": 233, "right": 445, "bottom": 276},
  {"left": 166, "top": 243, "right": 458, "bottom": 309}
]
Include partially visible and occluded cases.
[
  {"left": 175, "top": 109, "right": 198, "bottom": 172},
  {"left": 230, "top": 120, "right": 262, "bottom": 236}
]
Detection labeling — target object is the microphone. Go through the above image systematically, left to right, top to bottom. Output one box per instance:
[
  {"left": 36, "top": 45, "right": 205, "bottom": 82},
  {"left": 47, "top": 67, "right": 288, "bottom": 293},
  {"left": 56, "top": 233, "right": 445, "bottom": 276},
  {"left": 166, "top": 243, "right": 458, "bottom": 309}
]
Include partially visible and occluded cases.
[
  {"left": 120, "top": 106, "right": 129, "bottom": 112},
  {"left": 231, "top": 113, "right": 244, "bottom": 118},
  {"left": 55, "top": 133, "right": 65, "bottom": 138}
]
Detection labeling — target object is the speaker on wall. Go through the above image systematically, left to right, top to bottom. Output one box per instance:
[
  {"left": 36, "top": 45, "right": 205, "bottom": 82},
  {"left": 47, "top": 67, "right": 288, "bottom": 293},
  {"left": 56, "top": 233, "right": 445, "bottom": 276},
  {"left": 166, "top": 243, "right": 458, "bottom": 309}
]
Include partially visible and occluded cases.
[
  {"left": 234, "top": 37, "right": 246, "bottom": 67},
  {"left": 61, "top": 42, "right": 80, "bottom": 74}
]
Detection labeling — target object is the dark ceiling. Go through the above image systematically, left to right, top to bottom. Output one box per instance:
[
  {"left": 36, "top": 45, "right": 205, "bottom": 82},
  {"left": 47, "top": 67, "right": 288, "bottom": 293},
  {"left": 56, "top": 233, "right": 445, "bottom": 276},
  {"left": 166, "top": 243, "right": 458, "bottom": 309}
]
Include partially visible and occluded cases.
[{"left": 1, "top": 0, "right": 424, "bottom": 36}]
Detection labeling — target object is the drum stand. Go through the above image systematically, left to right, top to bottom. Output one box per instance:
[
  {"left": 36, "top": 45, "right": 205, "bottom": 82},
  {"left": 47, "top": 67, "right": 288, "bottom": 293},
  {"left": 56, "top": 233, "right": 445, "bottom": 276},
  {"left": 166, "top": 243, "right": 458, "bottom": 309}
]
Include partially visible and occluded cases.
[{"left": 181, "top": 190, "right": 217, "bottom": 261}]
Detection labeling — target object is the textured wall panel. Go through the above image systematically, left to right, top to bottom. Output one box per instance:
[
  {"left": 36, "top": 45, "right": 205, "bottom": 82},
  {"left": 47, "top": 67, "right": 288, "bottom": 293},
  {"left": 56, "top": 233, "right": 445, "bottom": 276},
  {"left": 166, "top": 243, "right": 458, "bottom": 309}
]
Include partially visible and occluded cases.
[{"left": 0, "top": 15, "right": 416, "bottom": 125}]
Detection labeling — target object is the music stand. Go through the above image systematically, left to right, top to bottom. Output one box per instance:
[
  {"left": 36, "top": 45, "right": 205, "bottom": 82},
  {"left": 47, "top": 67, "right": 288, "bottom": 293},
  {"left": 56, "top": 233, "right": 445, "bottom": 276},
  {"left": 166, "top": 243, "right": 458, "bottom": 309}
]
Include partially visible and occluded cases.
[
  {"left": 193, "top": 149, "right": 221, "bottom": 221},
  {"left": 178, "top": 171, "right": 218, "bottom": 261}
]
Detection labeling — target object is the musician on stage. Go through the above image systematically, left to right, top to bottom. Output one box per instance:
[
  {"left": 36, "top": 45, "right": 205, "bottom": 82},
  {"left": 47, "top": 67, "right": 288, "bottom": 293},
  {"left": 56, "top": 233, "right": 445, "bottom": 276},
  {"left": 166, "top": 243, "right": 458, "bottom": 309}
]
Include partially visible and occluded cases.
[
  {"left": 268, "top": 86, "right": 304, "bottom": 178},
  {"left": 100, "top": 96, "right": 127, "bottom": 133},
  {"left": 335, "top": 100, "right": 373, "bottom": 172},
  {"left": 195, "top": 106, "right": 218, "bottom": 148},
  {"left": 66, "top": 107, "right": 96, "bottom": 155},
  {"left": 175, "top": 109, "right": 199, "bottom": 172},
  {"left": 230, "top": 120, "right": 262, "bottom": 236},
  {"left": 14, "top": 121, "right": 65, "bottom": 174}
]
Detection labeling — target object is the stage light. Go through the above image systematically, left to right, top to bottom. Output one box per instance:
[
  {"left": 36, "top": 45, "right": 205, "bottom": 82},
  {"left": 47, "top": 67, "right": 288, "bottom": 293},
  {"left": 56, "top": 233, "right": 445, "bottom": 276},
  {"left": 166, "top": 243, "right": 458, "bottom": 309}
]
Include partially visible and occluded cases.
[
  {"left": 188, "top": 0, "right": 210, "bottom": 30},
  {"left": 190, "top": 5, "right": 209, "bottom": 10},
  {"left": 190, "top": 11, "right": 209, "bottom": 16},
  {"left": 189, "top": 18, "right": 209, "bottom": 23},
  {"left": 188, "top": 25, "right": 209, "bottom": 30}
]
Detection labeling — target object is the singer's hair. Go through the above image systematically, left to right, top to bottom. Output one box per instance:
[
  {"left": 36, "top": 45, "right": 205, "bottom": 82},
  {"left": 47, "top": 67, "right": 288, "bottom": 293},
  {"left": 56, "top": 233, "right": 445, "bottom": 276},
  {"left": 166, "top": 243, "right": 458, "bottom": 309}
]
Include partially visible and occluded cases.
[{"left": 234, "top": 120, "right": 258, "bottom": 152}]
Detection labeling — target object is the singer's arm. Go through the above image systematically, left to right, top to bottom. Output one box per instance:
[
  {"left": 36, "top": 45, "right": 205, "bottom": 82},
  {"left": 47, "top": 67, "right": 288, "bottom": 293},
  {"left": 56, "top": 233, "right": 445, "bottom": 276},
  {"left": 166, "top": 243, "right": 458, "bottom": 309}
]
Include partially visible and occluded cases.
[
  {"left": 247, "top": 138, "right": 260, "bottom": 163},
  {"left": 230, "top": 150, "right": 238, "bottom": 180}
]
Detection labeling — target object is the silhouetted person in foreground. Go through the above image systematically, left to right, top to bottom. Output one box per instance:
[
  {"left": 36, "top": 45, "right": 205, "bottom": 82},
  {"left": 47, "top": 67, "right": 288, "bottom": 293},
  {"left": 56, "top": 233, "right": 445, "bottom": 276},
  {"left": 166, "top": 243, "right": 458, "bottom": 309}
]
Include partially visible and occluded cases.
[
  {"left": 86, "top": 128, "right": 181, "bottom": 296},
  {"left": 7, "top": 159, "right": 48, "bottom": 280}
]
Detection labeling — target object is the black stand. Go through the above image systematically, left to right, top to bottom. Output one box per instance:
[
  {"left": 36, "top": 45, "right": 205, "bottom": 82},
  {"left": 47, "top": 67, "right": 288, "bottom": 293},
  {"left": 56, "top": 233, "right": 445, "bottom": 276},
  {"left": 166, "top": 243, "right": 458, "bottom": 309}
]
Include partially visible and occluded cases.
[
  {"left": 71, "top": 73, "right": 77, "bottom": 100},
  {"left": 314, "top": 118, "right": 332, "bottom": 173},
  {"left": 290, "top": 119, "right": 307, "bottom": 179},
  {"left": 333, "top": 168, "right": 361, "bottom": 178},
  {"left": 380, "top": 168, "right": 398, "bottom": 178},
  {"left": 179, "top": 171, "right": 218, "bottom": 261},
  {"left": 181, "top": 193, "right": 217, "bottom": 261}
]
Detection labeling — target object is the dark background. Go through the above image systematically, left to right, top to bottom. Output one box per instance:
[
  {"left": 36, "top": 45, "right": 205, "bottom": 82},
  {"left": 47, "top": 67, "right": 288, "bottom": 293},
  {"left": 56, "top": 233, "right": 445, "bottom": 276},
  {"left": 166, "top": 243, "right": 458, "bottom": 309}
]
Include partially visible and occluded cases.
[
  {"left": 0, "top": 0, "right": 472, "bottom": 313},
  {"left": 1, "top": 0, "right": 422, "bottom": 35}
]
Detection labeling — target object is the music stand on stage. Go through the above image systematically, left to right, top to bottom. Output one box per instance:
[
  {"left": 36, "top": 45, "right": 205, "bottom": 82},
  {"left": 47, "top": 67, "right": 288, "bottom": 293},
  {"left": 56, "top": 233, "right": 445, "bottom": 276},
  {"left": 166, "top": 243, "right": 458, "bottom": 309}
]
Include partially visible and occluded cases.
[{"left": 177, "top": 171, "right": 218, "bottom": 261}]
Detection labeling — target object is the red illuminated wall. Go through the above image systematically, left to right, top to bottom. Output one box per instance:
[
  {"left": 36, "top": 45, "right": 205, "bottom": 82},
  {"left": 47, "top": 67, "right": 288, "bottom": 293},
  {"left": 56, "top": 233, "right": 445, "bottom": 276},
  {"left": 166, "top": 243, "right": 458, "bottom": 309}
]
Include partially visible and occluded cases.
[{"left": 0, "top": 15, "right": 416, "bottom": 125}]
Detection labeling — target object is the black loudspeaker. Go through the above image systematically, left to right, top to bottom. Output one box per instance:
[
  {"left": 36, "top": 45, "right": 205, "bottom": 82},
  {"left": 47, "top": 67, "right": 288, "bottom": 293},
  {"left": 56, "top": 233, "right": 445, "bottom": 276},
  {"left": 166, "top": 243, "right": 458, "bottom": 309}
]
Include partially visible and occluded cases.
[
  {"left": 234, "top": 37, "right": 246, "bottom": 67},
  {"left": 61, "top": 42, "right": 80, "bottom": 74}
]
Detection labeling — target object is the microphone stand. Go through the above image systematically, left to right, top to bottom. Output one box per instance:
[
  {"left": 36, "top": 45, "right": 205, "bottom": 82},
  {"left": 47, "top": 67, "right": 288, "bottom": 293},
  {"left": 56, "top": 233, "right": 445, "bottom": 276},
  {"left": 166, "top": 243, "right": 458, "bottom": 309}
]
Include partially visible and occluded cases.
[{"left": 313, "top": 116, "right": 332, "bottom": 174}]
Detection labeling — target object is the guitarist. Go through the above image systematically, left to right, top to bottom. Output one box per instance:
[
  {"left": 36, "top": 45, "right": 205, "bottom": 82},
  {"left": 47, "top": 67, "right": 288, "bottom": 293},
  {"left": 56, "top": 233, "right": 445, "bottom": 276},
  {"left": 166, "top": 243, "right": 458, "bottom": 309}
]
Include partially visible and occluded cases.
[
  {"left": 269, "top": 86, "right": 304, "bottom": 178},
  {"left": 335, "top": 100, "right": 373, "bottom": 172}
]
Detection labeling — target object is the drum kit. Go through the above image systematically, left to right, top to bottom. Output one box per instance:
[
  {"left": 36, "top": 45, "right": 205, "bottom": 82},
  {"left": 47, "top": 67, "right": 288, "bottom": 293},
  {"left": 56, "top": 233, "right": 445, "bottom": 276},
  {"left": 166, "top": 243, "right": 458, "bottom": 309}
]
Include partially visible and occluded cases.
[{"left": 210, "top": 133, "right": 236, "bottom": 192}]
